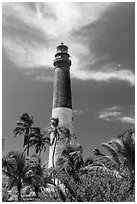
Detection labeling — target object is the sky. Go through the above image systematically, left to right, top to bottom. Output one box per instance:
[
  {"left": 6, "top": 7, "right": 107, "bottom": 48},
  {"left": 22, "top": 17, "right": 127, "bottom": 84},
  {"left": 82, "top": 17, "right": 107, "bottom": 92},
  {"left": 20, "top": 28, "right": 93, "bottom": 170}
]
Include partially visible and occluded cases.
[{"left": 2, "top": 2, "right": 135, "bottom": 163}]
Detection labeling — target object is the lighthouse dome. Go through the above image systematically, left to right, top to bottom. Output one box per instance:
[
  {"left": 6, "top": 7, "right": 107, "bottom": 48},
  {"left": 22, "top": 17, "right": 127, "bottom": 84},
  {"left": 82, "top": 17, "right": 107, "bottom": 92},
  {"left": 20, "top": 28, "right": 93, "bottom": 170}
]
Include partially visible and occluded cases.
[{"left": 56, "top": 42, "right": 68, "bottom": 54}]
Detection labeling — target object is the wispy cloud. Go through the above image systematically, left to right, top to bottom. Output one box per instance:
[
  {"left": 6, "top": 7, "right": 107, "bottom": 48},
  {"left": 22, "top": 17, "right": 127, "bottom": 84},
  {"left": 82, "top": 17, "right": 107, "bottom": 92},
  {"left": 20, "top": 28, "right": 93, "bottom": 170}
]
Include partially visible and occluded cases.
[
  {"left": 2, "top": 2, "right": 135, "bottom": 85},
  {"left": 3, "top": 36, "right": 54, "bottom": 68},
  {"left": 71, "top": 67, "right": 135, "bottom": 86},
  {"left": 35, "top": 76, "right": 54, "bottom": 82},
  {"left": 98, "top": 105, "right": 135, "bottom": 124},
  {"left": 73, "top": 109, "right": 84, "bottom": 115},
  {"left": 99, "top": 111, "right": 121, "bottom": 121},
  {"left": 118, "top": 117, "right": 135, "bottom": 124}
]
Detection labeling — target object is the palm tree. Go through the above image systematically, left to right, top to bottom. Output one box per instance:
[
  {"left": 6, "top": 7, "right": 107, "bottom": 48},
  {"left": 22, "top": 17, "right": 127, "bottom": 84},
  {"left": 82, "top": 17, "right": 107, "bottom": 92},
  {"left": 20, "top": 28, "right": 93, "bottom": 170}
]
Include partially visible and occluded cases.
[
  {"left": 14, "top": 113, "right": 34, "bottom": 156},
  {"left": 45, "top": 118, "right": 74, "bottom": 168},
  {"left": 28, "top": 127, "right": 51, "bottom": 156},
  {"left": 101, "top": 128, "right": 135, "bottom": 192},
  {"left": 102, "top": 128, "right": 135, "bottom": 174},
  {"left": 56, "top": 143, "right": 121, "bottom": 181},
  {"left": 56, "top": 144, "right": 84, "bottom": 182},
  {"left": 86, "top": 146, "right": 123, "bottom": 180},
  {"left": 93, "top": 147, "right": 121, "bottom": 171},
  {"left": 2, "top": 150, "right": 26, "bottom": 201},
  {"left": 23, "top": 154, "right": 44, "bottom": 198},
  {"left": 23, "top": 155, "right": 54, "bottom": 198},
  {"left": 83, "top": 156, "right": 94, "bottom": 167}
]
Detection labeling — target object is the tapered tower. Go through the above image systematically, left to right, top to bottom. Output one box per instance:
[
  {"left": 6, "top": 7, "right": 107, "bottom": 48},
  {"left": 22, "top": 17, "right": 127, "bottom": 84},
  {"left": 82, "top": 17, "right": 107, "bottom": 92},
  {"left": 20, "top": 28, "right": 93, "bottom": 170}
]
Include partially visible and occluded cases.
[{"left": 48, "top": 43, "right": 74, "bottom": 168}]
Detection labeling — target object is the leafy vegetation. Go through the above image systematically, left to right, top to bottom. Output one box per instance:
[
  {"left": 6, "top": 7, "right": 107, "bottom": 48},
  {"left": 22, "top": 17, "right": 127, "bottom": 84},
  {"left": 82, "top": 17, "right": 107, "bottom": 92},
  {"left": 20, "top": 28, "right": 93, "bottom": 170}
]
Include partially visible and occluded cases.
[{"left": 2, "top": 114, "right": 135, "bottom": 202}]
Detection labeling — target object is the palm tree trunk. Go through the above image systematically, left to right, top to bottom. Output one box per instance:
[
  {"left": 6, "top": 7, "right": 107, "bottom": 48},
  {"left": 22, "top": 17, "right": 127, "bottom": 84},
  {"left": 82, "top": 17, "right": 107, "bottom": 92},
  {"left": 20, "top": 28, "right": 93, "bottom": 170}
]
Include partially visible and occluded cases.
[
  {"left": 26, "top": 129, "right": 30, "bottom": 156},
  {"left": 52, "top": 135, "right": 58, "bottom": 184},
  {"left": 52, "top": 136, "right": 58, "bottom": 168},
  {"left": 27, "top": 142, "right": 29, "bottom": 156},
  {"left": 38, "top": 149, "right": 42, "bottom": 157},
  {"left": 17, "top": 183, "right": 22, "bottom": 201},
  {"left": 35, "top": 187, "right": 39, "bottom": 198}
]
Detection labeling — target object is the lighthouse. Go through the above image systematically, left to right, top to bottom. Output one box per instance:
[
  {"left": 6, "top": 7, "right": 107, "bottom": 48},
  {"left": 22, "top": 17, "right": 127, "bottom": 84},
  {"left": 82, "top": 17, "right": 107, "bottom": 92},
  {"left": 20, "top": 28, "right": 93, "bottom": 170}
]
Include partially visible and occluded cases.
[{"left": 48, "top": 43, "right": 74, "bottom": 168}]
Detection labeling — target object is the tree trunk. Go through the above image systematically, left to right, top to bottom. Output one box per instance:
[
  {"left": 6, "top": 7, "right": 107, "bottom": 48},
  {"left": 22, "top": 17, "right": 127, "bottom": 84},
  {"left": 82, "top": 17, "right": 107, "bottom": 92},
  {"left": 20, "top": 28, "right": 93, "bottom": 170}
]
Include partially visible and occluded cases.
[
  {"left": 27, "top": 129, "right": 30, "bottom": 156},
  {"left": 52, "top": 135, "right": 58, "bottom": 185},
  {"left": 52, "top": 136, "right": 58, "bottom": 168},
  {"left": 27, "top": 143, "right": 29, "bottom": 156},
  {"left": 38, "top": 149, "right": 42, "bottom": 157},
  {"left": 17, "top": 183, "right": 22, "bottom": 201},
  {"left": 35, "top": 187, "right": 39, "bottom": 198}
]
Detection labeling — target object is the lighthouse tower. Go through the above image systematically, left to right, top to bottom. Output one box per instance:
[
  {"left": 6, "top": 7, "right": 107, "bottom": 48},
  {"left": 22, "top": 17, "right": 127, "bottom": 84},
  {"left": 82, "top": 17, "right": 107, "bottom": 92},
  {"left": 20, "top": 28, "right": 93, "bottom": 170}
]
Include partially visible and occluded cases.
[{"left": 48, "top": 43, "right": 74, "bottom": 168}]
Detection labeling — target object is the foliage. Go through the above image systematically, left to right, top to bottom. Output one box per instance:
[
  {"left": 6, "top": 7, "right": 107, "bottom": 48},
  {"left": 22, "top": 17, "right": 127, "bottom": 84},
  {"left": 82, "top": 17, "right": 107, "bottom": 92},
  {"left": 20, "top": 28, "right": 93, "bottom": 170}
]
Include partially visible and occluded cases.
[
  {"left": 3, "top": 113, "right": 135, "bottom": 202},
  {"left": 14, "top": 113, "right": 34, "bottom": 156},
  {"left": 45, "top": 118, "right": 74, "bottom": 168},
  {"left": 28, "top": 127, "right": 51, "bottom": 155},
  {"left": 38, "top": 127, "right": 135, "bottom": 202},
  {"left": 101, "top": 128, "right": 135, "bottom": 193},
  {"left": 102, "top": 128, "right": 135, "bottom": 174},
  {"left": 56, "top": 144, "right": 84, "bottom": 182},
  {"left": 2, "top": 151, "right": 27, "bottom": 201},
  {"left": 2, "top": 151, "right": 51, "bottom": 201},
  {"left": 23, "top": 154, "right": 46, "bottom": 198},
  {"left": 37, "top": 166, "right": 134, "bottom": 202},
  {"left": 2, "top": 188, "right": 10, "bottom": 202}
]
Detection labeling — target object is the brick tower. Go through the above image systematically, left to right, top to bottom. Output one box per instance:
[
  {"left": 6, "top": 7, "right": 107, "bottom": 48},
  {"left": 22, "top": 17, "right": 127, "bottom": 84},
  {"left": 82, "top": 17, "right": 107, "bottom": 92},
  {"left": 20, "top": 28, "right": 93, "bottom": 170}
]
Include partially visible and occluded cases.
[{"left": 48, "top": 43, "right": 74, "bottom": 168}]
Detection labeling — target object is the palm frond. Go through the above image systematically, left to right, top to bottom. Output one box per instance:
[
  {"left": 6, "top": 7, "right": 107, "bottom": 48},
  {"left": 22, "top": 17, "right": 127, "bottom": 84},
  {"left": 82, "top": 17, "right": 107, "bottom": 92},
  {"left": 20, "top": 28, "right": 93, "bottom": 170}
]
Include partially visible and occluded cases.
[
  {"left": 20, "top": 113, "right": 34, "bottom": 125},
  {"left": 50, "top": 118, "right": 59, "bottom": 127},
  {"left": 16, "top": 121, "right": 26, "bottom": 127},
  {"left": 13, "top": 127, "right": 24, "bottom": 137},
  {"left": 31, "top": 127, "right": 41, "bottom": 135},
  {"left": 122, "top": 133, "right": 135, "bottom": 159},
  {"left": 43, "top": 136, "right": 51, "bottom": 145},
  {"left": 29, "top": 139, "right": 39, "bottom": 146},
  {"left": 109, "top": 139, "right": 123, "bottom": 152},
  {"left": 102, "top": 143, "right": 120, "bottom": 167},
  {"left": 61, "top": 144, "right": 76, "bottom": 156},
  {"left": 76, "top": 144, "right": 83, "bottom": 153},
  {"left": 93, "top": 148, "right": 105, "bottom": 156},
  {"left": 7, "top": 151, "right": 25, "bottom": 173},
  {"left": 56, "top": 156, "right": 70, "bottom": 172},
  {"left": 84, "top": 157, "right": 94, "bottom": 166},
  {"left": 2, "top": 158, "right": 17, "bottom": 174},
  {"left": 41, "top": 161, "right": 48, "bottom": 173},
  {"left": 83, "top": 164, "right": 122, "bottom": 179},
  {"left": 2, "top": 169, "right": 13, "bottom": 177},
  {"left": 8, "top": 177, "right": 18, "bottom": 190}
]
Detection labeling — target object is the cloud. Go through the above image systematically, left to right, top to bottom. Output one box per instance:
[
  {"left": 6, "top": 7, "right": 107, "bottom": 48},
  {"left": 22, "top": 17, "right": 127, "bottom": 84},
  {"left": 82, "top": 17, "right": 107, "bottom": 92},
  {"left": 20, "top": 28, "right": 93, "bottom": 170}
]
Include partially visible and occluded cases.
[
  {"left": 2, "top": 2, "right": 135, "bottom": 85},
  {"left": 3, "top": 2, "right": 112, "bottom": 39},
  {"left": 3, "top": 36, "right": 54, "bottom": 68},
  {"left": 71, "top": 67, "right": 135, "bottom": 86},
  {"left": 35, "top": 76, "right": 54, "bottom": 82},
  {"left": 98, "top": 105, "right": 135, "bottom": 124},
  {"left": 73, "top": 109, "right": 84, "bottom": 115},
  {"left": 99, "top": 111, "right": 121, "bottom": 121},
  {"left": 118, "top": 117, "right": 135, "bottom": 124}
]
